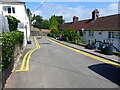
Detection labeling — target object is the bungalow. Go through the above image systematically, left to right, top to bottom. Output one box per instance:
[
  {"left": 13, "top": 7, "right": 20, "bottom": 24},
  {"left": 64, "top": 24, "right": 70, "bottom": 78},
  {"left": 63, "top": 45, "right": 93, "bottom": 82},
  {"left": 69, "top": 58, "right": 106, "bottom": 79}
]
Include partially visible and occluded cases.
[
  {"left": 0, "top": 0, "right": 30, "bottom": 46},
  {"left": 59, "top": 9, "right": 120, "bottom": 52}
]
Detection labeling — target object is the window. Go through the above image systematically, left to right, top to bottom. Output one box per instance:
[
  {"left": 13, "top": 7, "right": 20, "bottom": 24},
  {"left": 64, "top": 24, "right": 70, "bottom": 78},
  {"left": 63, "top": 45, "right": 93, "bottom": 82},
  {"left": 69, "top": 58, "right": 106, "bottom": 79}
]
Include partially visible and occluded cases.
[
  {"left": 3, "top": 6, "right": 11, "bottom": 13},
  {"left": 3, "top": 6, "right": 15, "bottom": 14},
  {"left": 12, "top": 7, "right": 15, "bottom": 13},
  {"left": 83, "top": 31, "right": 86, "bottom": 34},
  {"left": 89, "top": 31, "right": 94, "bottom": 36},
  {"left": 99, "top": 31, "right": 102, "bottom": 35},
  {"left": 108, "top": 32, "right": 120, "bottom": 39},
  {"left": 108, "top": 32, "right": 111, "bottom": 38},
  {"left": 112, "top": 32, "right": 120, "bottom": 39}
]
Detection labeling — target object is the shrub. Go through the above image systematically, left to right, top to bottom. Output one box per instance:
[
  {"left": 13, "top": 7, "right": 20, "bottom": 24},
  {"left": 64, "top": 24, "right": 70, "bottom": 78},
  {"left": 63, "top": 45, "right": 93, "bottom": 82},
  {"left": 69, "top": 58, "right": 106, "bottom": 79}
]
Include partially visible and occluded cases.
[
  {"left": 6, "top": 15, "right": 20, "bottom": 32},
  {"left": 50, "top": 27, "right": 59, "bottom": 38},
  {"left": 61, "top": 29, "right": 80, "bottom": 44},
  {"left": 2, "top": 31, "right": 24, "bottom": 69}
]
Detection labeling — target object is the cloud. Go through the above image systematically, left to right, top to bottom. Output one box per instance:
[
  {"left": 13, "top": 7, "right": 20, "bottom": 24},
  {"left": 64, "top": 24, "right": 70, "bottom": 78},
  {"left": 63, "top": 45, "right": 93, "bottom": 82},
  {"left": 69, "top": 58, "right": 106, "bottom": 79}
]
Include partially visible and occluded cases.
[
  {"left": 32, "top": 3, "right": 118, "bottom": 22},
  {"left": 99, "top": 3, "right": 118, "bottom": 17}
]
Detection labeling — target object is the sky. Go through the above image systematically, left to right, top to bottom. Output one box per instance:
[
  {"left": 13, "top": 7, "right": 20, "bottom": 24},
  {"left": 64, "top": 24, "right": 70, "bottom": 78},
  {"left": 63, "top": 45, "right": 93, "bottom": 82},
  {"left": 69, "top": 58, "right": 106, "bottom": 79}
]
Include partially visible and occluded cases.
[{"left": 25, "top": 1, "right": 119, "bottom": 22}]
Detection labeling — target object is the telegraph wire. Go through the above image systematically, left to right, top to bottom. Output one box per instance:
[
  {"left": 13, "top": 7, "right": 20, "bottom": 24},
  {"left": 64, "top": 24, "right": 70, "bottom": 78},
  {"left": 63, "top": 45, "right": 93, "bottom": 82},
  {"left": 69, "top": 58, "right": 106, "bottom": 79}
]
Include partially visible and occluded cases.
[{"left": 32, "top": 0, "right": 48, "bottom": 14}]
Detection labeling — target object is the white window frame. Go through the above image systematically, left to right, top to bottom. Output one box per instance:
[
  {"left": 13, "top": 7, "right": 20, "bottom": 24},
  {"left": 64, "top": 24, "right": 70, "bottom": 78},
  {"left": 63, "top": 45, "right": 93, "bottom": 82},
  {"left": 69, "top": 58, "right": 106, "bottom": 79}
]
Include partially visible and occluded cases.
[
  {"left": 3, "top": 6, "right": 15, "bottom": 14},
  {"left": 89, "top": 31, "right": 94, "bottom": 37},
  {"left": 108, "top": 31, "right": 120, "bottom": 39}
]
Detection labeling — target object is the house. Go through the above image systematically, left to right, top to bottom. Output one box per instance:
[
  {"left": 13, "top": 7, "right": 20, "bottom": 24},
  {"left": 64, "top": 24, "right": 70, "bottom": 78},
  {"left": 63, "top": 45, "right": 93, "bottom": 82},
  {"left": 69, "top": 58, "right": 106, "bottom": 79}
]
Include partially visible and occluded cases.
[
  {"left": 0, "top": 0, "right": 30, "bottom": 46},
  {"left": 59, "top": 9, "right": 120, "bottom": 51}
]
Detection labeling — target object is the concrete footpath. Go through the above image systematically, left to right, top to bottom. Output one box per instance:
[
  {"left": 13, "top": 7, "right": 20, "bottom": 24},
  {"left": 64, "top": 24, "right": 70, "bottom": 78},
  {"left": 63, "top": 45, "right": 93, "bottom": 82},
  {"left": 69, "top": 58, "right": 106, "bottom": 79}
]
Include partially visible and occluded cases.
[{"left": 48, "top": 37, "right": 120, "bottom": 64}]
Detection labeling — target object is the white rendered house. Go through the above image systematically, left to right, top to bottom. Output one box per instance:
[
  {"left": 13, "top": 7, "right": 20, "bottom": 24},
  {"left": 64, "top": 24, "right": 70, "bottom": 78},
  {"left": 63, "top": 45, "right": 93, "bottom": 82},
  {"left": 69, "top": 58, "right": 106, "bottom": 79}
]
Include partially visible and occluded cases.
[
  {"left": 0, "top": 0, "right": 30, "bottom": 46},
  {"left": 59, "top": 9, "right": 120, "bottom": 52}
]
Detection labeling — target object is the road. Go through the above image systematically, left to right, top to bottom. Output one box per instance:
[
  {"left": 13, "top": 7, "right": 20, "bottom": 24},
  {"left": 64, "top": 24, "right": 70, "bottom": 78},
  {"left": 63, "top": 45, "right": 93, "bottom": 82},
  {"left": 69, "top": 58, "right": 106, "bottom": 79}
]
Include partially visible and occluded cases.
[{"left": 5, "top": 36, "right": 119, "bottom": 88}]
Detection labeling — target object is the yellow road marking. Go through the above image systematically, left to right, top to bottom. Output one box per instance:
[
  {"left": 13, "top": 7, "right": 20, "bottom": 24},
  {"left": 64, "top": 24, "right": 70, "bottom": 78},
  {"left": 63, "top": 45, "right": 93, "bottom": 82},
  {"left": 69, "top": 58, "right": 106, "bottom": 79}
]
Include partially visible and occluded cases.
[
  {"left": 16, "top": 36, "right": 40, "bottom": 72},
  {"left": 25, "top": 37, "right": 40, "bottom": 71},
  {"left": 46, "top": 37, "right": 120, "bottom": 67}
]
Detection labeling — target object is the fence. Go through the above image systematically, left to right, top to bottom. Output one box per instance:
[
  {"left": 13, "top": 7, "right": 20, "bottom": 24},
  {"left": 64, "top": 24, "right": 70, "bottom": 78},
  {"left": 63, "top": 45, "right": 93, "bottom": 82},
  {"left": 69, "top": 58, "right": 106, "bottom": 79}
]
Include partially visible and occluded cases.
[{"left": 0, "top": 14, "right": 9, "bottom": 33}]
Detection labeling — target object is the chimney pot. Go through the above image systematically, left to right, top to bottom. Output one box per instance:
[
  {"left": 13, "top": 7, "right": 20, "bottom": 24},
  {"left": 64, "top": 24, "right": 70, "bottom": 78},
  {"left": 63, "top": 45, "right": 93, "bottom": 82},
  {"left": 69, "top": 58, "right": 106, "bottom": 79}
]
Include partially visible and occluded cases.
[
  {"left": 92, "top": 9, "right": 99, "bottom": 20},
  {"left": 73, "top": 16, "right": 79, "bottom": 23}
]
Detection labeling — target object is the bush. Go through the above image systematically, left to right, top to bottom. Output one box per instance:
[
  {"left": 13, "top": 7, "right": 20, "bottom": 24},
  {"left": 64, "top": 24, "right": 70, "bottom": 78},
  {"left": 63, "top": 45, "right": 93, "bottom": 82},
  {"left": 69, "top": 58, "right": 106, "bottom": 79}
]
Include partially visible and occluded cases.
[
  {"left": 6, "top": 15, "right": 20, "bottom": 32},
  {"left": 50, "top": 27, "right": 59, "bottom": 38},
  {"left": 61, "top": 29, "right": 80, "bottom": 44},
  {"left": 2, "top": 31, "right": 24, "bottom": 69}
]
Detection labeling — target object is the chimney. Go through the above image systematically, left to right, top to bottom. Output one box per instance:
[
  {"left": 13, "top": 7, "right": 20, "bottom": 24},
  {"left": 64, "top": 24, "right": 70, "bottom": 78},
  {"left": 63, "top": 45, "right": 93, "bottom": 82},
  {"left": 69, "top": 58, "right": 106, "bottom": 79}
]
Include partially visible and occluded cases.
[
  {"left": 92, "top": 9, "right": 99, "bottom": 20},
  {"left": 73, "top": 16, "right": 78, "bottom": 23},
  {"left": 62, "top": 20, "right": 65, "bottom": 24}
]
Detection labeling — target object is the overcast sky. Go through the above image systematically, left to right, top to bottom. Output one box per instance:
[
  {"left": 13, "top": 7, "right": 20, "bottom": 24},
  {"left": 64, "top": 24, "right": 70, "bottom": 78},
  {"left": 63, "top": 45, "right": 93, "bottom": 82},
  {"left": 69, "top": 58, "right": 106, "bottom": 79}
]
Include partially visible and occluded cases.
[{"left": 26, "top": 2, "right": 119, "bottom": 22}]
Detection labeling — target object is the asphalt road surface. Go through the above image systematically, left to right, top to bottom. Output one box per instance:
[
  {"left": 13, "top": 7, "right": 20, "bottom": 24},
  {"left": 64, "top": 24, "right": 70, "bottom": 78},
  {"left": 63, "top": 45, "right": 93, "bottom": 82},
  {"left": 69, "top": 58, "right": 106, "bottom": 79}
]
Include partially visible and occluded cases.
[{"left": 5, "top": 36, "right": 119, "bottom": 88}]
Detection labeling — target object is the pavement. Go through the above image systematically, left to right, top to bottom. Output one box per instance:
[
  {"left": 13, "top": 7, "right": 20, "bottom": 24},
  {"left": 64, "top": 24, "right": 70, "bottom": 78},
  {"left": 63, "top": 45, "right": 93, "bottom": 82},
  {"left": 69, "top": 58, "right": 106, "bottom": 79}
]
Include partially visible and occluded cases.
[{"left": 4, "top": 36, "right": 120, "bottom": 88}]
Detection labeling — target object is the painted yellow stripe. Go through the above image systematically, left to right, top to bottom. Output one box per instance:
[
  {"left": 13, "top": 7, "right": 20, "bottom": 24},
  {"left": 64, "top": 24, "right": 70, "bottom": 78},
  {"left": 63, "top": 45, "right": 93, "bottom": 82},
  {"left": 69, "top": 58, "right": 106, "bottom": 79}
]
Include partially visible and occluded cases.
[
  {"left": 16, "top": 36, "right": 40, "bottom": 72},
  {"left": 25, "top": 37, "right": 40, "bottom": 71},
  {"left": 46, "top": 37, "right": 120, "bottom": 67},
  {"left": 16, "top": 50, "right": 33, "bottom": 71}
]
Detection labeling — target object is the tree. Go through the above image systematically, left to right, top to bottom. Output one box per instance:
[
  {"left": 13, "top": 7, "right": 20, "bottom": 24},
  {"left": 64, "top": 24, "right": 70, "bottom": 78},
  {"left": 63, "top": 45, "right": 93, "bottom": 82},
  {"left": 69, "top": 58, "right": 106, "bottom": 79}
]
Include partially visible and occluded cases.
[
  {"left": 26, "top": 8, "right": 32, "bottom": 21},
  {"left": 31, "top": 15, "right": 43, "bottom": 29},
  {"left": 49, "top": 15, "right": 58, "bottom": 28},
  {"left": 55, "top": 16, "right": 63, "bottom": 27},
  {"left": 42, "top": 20, "right": 50, "bottom": 29},
  {"left": 50, "top": 27, "right": 59, "bottom": 38}
]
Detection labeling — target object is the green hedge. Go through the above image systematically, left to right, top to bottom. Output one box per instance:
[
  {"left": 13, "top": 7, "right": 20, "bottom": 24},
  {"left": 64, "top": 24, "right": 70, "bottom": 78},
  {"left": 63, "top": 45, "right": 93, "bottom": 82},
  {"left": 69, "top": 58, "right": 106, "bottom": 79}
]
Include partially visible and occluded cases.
[
  {"left": 6, "top": 15, "right": 20, "bottom": 32},
  {"left": 50, "top": 27, "right": 59, "bottom": 38},
  {"left": 61, "top": 29, "right": 80, "bottom": 44},
  {"left": 2, "top": 31, "right": 24, "bottom": 69}
]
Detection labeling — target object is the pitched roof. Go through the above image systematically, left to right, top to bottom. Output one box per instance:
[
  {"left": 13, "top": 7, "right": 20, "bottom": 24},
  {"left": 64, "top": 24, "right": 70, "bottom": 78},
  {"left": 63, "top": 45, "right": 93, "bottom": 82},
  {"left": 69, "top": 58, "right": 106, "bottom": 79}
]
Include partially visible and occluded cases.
[
  {"left": 60, "top": 14, "right": 120, "bottom": 31},
  {"left": 87, "top": 14, "right": 119, "bottom": 31},
  {"left": 69, "top": 19, "right": 91, "bottom": 30},
  {"left": 59, "top": 22, "right": 72, "bottom": 30}
]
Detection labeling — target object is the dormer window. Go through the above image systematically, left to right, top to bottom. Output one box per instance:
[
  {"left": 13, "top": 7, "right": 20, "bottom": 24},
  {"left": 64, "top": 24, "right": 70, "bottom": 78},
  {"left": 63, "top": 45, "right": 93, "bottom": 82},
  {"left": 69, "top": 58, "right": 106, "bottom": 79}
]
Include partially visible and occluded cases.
[{"left": 3, "top": 6, "right": 15, "bottom": 14}]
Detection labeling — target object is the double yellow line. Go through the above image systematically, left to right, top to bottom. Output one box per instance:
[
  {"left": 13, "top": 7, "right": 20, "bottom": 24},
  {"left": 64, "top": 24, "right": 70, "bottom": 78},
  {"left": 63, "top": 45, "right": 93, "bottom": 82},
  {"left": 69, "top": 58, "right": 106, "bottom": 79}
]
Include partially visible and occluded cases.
[
  {"left": 16, "top": 36, "right": 40, "bottom": 72},
  {"left": 46, "top": 37, "right": 120, "bottom": 67}
]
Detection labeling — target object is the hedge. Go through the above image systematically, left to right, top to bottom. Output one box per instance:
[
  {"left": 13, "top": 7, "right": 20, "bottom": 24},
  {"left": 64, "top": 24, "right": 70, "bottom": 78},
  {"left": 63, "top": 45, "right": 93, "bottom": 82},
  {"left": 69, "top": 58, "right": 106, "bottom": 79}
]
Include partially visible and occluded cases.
[
  {"left": 6, "top": 15, "right": 20, "bottom": 32},
  {"left": 61, "top": 29, "right": 80, "bottom": 44},
  {"left": 2, "top": 31, "right": 24, "bottom": 69}
]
